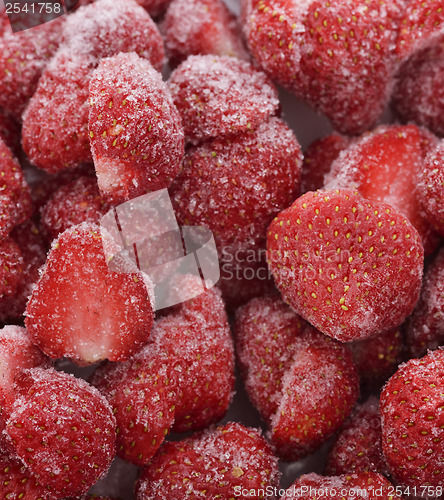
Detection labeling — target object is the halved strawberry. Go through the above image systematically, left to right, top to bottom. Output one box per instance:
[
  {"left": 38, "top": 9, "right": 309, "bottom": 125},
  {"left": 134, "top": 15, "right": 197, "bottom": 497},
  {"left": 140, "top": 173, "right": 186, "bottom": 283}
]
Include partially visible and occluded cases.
[
  {"left": 22, "top": 0, "right": 165, "bottom": 173},
  {"left": 163, "top": 0, "right": 248, "bottom": 66},
  {"left": 242, "top": 0, "right": 405, "bottom": 134},
  {"left": 0, "top": 17, "right": 64, "bottom": 121},
  {"left": 89, "top": 52, "right": 184, "bottom": 204},
  {"left": 168, "top": 54, "right": 279, "bottom": 144},
  {"left": 325, "top": 124, "right": 440, "bottom": 255},
  {"left": 301, "top": 133, "right": 351, "bottom": 194},
  {"left": 0, "top": 137, "right": 33, "bottom": 238},
  {"left": 40, "top": 176, "right": 110, "bottom": 242},
  {"left": 268, "top": 189, "right": 424, "bottom": 342},
  {"left": 25, "top": 222, "right": 155, "bottom": 364},
  {"left": 92, "top": 276, "right": 234, "bottom": 465},
  {"left": 235, "top": 295, "right": 359, "bottom": 461},
  {"left": 380, "top": 349, "right": 444, "bottom": 491},
  {"left": 4, "top": 367, "right": 116, "bottom": 498},
  {"left": 326, "top": 396, "right": 388, "bottom": 476},
  {"left": 135, "top": 422, "right": 280, "bottom": 499},
  {"left": 281, "top": 472, "right": 402, "bottom": 499}
]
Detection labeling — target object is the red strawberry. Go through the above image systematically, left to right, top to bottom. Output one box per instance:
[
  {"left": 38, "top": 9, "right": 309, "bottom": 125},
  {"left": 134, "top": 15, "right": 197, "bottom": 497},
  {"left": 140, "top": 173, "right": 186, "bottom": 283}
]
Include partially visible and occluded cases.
[
  {"left": 22, "top": 0, "right": 165, "bottom": 174},
  {"left": 137, "top": 0, "right": 172, "bottom": 18},
  {"left": 163, "top": 0, "right": 248, "bottom": 66},
  {"left": 242, "top": 0, "right": 405, "bottom": 135},
  {"left": 397, "top": 0, "right": 444, "bottom": 59},
  {"left": 0, "top": 17, "right": 64, "bottom": 121},
  {"left": 393, "top": 40, "right": 444, "bottom": 138},
  {"left": 89, "top": 52, "right": 184, "bottom": 204},
  {"left": 167, "top": 54, "right": 279, "bottom": 144},
  {"left": 0, "top": 109, "right": 20, "bottom": 155},
  {"left": 170, "top": 116, "right": 302, "bottom": 306},
  {"left": 325, "top": 124, "right": 440, "bottom": 255},
  {"left": 301, "top": 133, "right": 351, "bottom": 194},
  {"left": 0, "top": 137, "right": 33, "bottom": 238},
  {"left": 417, "top": 139, "right": 444, "bottom": 237},
  {"left": 30, "top": 164, "right": 96, "bottom": 212},
  {"left": 40, "top": 176, "right": 110, "bottom": 242},
  {"left": 267, "top": 189, "right": 424, "bottom": 342},
  {"left": 0, "top": 220, "right": 47, "bottom": 322},
  {"left": 25, "top": 222, "right": 155, "bottom": 364},
  {"left": 0, "top": 237, "right": 24, "bottom": 300},
  {"left": 405, "top": 247, "right": 444, "bottom": 359},
  {"left": 93, "top": 276, "right": 234, "bottom": 464},
  {"left": 235, "top": 295, "right": 359, "bottom": 461},
  {"left": 0, "top": 325, "right": 48, "bottom": 409},
  {"left": 347, "top": 328, "right": 403, "bottom": 389},
  {"left": 380, "top": 349, "right": 444, "bottom": 491},
  {"left": 92, "top": 355, "right": 177, "bottom": 466},
  {"left": 3, "top": 367, "right": 116, "bottom": 498},
  {"left": 326, "top": 396, "right": 388, "bottom": 476},
  {"left": 135, "top": 422, "right": 280, "bottom": 499},
  {"left": 0, "top": 445, "right": 49, "bottom": 499},
  {"left": 281, "top": 472, "right": 402, "bottom": 500}
]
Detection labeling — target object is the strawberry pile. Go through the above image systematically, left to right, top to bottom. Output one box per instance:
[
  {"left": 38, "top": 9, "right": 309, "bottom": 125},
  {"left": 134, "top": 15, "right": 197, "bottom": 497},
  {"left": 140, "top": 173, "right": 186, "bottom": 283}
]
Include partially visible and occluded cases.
[{"left": 1, "top": 0, "right": 444, "bottom": 498}]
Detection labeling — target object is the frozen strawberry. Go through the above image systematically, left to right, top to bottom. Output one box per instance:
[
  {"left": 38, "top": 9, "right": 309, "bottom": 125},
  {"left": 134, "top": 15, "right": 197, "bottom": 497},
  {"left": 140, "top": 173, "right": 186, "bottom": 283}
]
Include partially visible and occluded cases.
[
  {"left": 22, "top": 0, "right": 165, "bottom": 174},
  {"left": 137, "top": 0, "right": 172, "bottom": 17},
  {"left": 163, "top": 0, "right": 248, "bottom": 66},
  {"left": 242, "top": 0, "right": 404, "bottom": 135},
  {"left": 397, "top": 0, "right": 444, "bottom": 59},
  {"left": 0, "top": 17, "right": 64, "bottom": 121},
  {"left": 393, "top": 40, "right": 444, "bottom": 138},
  {"left": 89, "top": 52, "right": 184, "bottom": 204},
  {"left": 168, "top": 54, "right": 279, "bottom": 144},
  {"left": 0, "top": 109, "right": 20, "bottom": 155},
  {"left": 171, "top": 117, "right": 302, "bottom": 305},
  {"left": 325, "top": 124, "right": 439, "bottom": 255},
  {"left": 301, "top": 133, "right": 350, "bottom": 194},
  {"left": 0, "top": 137, "right": 33, "bottom": 238},
  {"left": 417, "top": 139, "right": 444, "bottom": 237},
  {"left": 30, "top": 164, "right": 96, "bottom": 212},
  {"left": 40, "top": 176, "right": 110, "bottom": 242},
  {"left": 268, "top": 189, "right": 424, "bottom": 342},
  {"left": 0, "top": 220, "right": 47, "bottom": 322},
  {"left": 25, "top": 222, "right": 155, "bottom": 364},
  {"left": 0, "top": 237, "right": 24, "bottom": 301},
  {"left": 405, "top": 247, "right": 444, "bottom": 359},
  {"left": 93, "top": 277, "right": 234, "bottom": 464},
  {"left": 235, "top": 296, "right": 359, "bottom": 461},
  {"left": 0, "top": 326, "right": 48, "bottom": 409},
  {"left": 347, "top": 328, "right": 403, "bottom": 389},
  {"left": 380, "top": 349, "right": 444, "bottom": 491},
  {"left": 92, "top": 355, "right": 177, "bottom": 466},
  {"left": 4, "top": 367, "right": 116, "bottom": 498},
  {"left": 326, "top": 397, "right": 388, "bottom": 476},
  {"left": 135, "top": 422, "right": 280, "bottom": 499},
  {"left": 0, "top": 445, "right": 49, "bottom": 499},
  {"left": 281, "top": 472, "right": 402, "bottom": 500}
]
